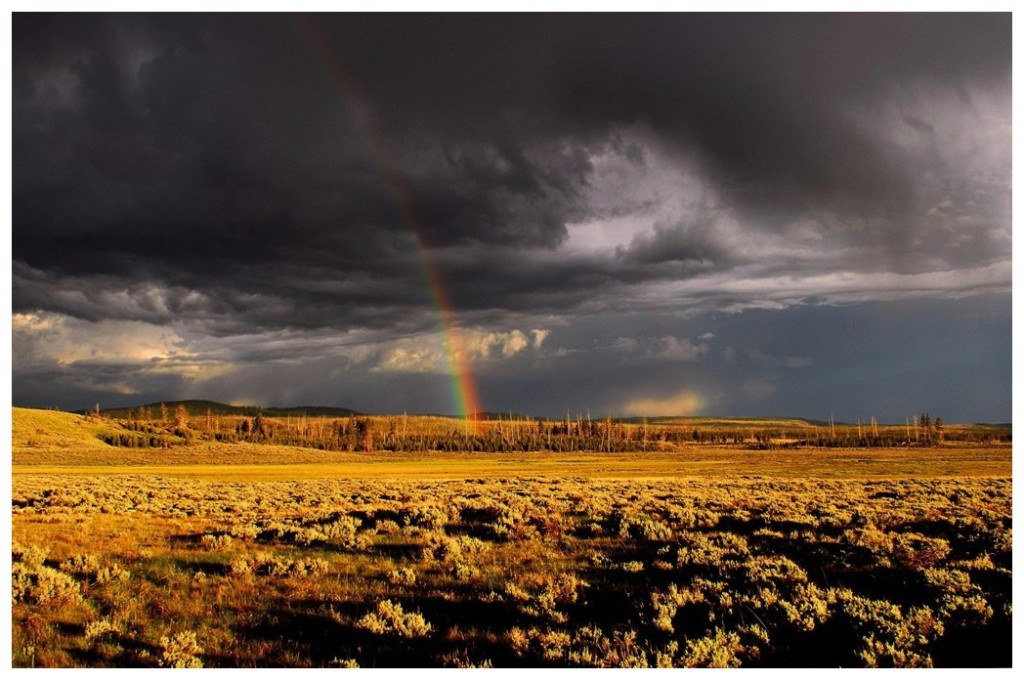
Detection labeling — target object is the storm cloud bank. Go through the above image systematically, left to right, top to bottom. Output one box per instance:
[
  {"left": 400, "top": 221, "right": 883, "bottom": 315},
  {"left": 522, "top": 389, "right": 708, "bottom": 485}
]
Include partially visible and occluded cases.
[{"left": 12, "top": 13, "right": 1011, "bottom": 421}]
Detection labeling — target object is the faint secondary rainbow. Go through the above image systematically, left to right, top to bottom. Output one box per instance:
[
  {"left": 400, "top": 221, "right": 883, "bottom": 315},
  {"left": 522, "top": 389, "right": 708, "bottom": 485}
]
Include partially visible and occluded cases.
[{"left": 298, "top": 19, "right": 481, "bottom": 424}]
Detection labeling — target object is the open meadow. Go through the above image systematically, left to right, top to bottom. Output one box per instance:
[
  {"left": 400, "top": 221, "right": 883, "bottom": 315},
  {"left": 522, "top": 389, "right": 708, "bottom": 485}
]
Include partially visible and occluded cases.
[{"left": 11, "top": 407, "right": 1013, "bottom": 667}]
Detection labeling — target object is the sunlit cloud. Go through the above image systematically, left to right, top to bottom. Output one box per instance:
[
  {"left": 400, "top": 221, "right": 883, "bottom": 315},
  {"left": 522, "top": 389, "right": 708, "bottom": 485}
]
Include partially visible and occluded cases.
[
  {"left": 12, "top": 311, "right": 234, "bottom": 382},
  {"left": 372, "top": 328, "right": 550, "bottom": 374},
  {"left": 530, "top": 328, "right": 550, "bottom": 349},
  {"left": 612, "top": 335, "right": 710, "bottom": 363},
  {"left": 619, "top": 389, "right": 705, "bottom": 417}
]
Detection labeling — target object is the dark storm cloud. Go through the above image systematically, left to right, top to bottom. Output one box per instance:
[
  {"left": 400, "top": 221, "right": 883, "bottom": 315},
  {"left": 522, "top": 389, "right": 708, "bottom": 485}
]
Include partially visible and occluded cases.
[
  {"left": 12, "top": 13, "right": 1011, "bottom": 418},
  {"left": 13, "top": 13, "right": 597, "bottom": 278},
  {"left": 15, "top": 14, "right": 1010, "bottom": 277},
  {"left": 618, "top": 212, "right": 736, "bottom": 268},
  {"left": 13, "top": 260, "right": 441, "bottom": 338}
]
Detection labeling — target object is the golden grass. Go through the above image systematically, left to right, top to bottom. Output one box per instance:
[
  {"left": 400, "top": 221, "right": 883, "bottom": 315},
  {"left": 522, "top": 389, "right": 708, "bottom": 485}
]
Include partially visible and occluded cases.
[
  {"left": 9, "top": 407, "right": 1013, "bottom": 668},
  {"left": 13, "top": 407, "right": 122, "bottom": 452},
  {"left": 13, "top": 442, "right": 378, "bottom": 468},
  {"left": 14, "top": 447, "right": 1011, "bottom": 481}
]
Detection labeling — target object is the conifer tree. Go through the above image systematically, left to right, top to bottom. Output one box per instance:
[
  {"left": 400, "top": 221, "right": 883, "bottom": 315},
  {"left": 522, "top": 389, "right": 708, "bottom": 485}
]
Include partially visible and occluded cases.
[{"left": 175, "top": 404, "right": 189, "bottom": 431}]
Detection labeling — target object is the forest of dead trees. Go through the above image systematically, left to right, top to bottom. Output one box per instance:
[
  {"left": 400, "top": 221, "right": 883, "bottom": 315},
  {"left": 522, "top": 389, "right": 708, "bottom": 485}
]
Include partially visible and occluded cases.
[{"left": 93, "top": 404, "right": 1009, "bottom": 452}]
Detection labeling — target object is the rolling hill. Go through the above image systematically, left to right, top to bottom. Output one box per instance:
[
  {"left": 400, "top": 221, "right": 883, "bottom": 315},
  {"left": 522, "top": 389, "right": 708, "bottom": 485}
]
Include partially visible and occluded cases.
[{"left": 90, "top": 400, "right": 363, "bottom": 419}]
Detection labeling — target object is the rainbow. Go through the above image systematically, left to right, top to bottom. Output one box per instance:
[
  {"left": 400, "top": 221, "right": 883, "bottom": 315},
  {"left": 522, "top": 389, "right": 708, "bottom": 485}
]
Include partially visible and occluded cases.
[{"left": 298, "top": 19, "right": 481, "bottom": 426}]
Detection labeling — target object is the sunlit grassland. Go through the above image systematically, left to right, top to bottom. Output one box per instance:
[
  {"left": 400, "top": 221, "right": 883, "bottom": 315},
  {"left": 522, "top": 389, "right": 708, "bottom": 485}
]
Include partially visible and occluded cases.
[
  {"left": 15, "top": 406, "right": 1008, "bottom": 463},
  {"left": 12, "top": 407, "right": 125, "bottom": 452},
  {"left": 11, "top": 408, "right": 1013, "bottom": 667},
  {"left": 13, "top": 446, "right": 1011, "bottom": 481}
]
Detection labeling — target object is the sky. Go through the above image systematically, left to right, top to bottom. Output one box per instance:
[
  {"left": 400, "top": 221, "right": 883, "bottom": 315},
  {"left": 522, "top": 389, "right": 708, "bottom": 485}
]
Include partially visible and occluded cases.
[{"left": 10, "top": 12, "right": 1012, "bottom": 423}]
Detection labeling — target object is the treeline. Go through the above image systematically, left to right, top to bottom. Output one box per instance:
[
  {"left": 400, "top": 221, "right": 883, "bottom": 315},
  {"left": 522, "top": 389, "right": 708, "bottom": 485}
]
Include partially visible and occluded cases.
[
  {"left": 93, "top": 402, "right": 196, "bottom": 448},
  {"left": 96, "top": 405, "right": 1009, "bottom": 452},
  {"left": 100, "top": 408, "right": 741, "bottom": 452},
  {"left": 213, "top": 413, "right": 715, "bottom": 453},
  {"left": 753, "top": 413, "right": 1011, "bottom": 449},
  {"left": 790, "top": 413, "right": 1010, "bottom": 449},
  {"left": 100, "top": 432, "right": 179, "bottom": 448}
]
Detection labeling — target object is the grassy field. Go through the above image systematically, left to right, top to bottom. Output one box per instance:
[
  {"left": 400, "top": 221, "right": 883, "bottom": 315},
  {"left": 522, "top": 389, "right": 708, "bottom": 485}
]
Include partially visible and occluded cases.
[
  {"left": 10, "top": 408, "right": 1013, "bottom": 667},
  {"left": 13, "top": 446, "right": 1012, "bottom": 481}
]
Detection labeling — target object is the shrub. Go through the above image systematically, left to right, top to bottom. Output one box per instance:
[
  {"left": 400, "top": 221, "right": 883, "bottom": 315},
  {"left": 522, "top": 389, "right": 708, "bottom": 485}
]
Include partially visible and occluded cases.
[
  {"left": 411, "top": 506, "right": 450, "bottom": 530},
  {"left": 320, "top": 516, "right": 363, "bottom": 548},
  {"left": 631, "top": 516, "right": 673, "bottom": 542},
  {"left": 375, "top": 519, "right": 401, "bottom": 535},
  {"left": 228, "top": 523, "right": 261, "bottom": 539},
  {"left": 891, "top": 533, "right": 950, "bottom": 569},
  {"left": 200, "top": 534, "right": 233, "bottom": 550},
  {"left": 423, "top": 534, "right": 488, "bottom": 563},
  {"left": 13, "top": 543, "right": 48, "bottom": 569},
  {"left": 60, "top": 553, "right": 101, "bottom": 577},
  {"left": 229, "top": 555, "right": 254, "bottom": 576},
  {"left": 744, "top": 555, "right": 809, "bottom": 585},
  {"left": 306, "top": 557, "right": 331, "bottom": 577},
  {"left": 450, "top": 560, "right": 480, "bottom": 581},
  {"left": 12, "top": 563, "right": 32, "bottom": 602},
  {"left": 96, "top": 563, "right": 131, "bottom": 584},
  {"left": 18, "top": 566, "right": 83, "bottom": 606},
  {"left": 387, "top": 567, "right": 417, "bottom": 586},
  {"left": 923, "top": 568, "right": 974, "bottom": 596},
  {"left": 505, "top": 573, "right": 588, "bottom": 623},
  {"left": 777, "top": 582, "right": 834, "bottom": 632},
  {"left": 650, "top": 588, "right": 680, "bottom": 633},
  {"left": 840, "top": 593, "right": 944, "bottom": 667},
  {"left": 940, "top": 593, "right": 994, "bottom": 627},
  {"left": 356, "top": 599, "right": 432, "bottom": 638},
  {"left": 84, "top": 618, "right": 118, "bottom": 642},
  {"left": 681, "top": 628, "right": 743, "bottom": 668},
  {"left": 159, "top": 631, "right": 204, "bottom": 668},
  {"left": 329, "top": 658, "right": 359, "bottom": 668}
]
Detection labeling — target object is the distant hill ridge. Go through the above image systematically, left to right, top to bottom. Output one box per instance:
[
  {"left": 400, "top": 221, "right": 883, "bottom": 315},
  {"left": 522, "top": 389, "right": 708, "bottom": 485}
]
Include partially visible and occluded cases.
[
  {"left": 91, "top": 400, "right": 363, "bottom": 419},
  {"left": 68, "top": 401, "right": 1010, "bottom": 429},
  {"left": 92, "top": 402, "right": 543, "bottom": 422}
]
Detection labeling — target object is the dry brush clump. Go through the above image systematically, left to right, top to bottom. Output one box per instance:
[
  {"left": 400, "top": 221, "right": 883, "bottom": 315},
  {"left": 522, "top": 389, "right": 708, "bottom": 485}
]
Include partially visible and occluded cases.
[
  {"left": 228, "top": 551, "right": 330, "bottom": 578},
  {"left": 503, "top": 572, "right": 589, "bottom": 624},
  {"left": 356, "top": 599, "right": 433, "bottom": 638},
  {"left": 507, "top": 624, "right": 670, "bottom": 667},
  {"left": 159, "top": 631, "right": 204, "bottom": 668}
]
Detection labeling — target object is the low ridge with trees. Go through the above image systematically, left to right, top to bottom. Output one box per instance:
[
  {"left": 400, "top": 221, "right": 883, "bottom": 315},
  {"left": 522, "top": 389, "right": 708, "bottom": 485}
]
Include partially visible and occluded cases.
[{"left": 52, "top": 400, "right": 1014, "bottom": 453}]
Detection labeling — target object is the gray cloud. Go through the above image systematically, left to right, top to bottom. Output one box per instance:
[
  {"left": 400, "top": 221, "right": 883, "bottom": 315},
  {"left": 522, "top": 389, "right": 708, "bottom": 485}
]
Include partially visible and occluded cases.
[{"left": 12, "top": 13, "right": 1011, "bottom": 420}]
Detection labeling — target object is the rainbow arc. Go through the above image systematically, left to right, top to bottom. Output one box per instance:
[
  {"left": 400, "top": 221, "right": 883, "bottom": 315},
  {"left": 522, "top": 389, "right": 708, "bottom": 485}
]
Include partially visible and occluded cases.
[{"left": 299, "top": 20, "right": 481, "bottom": 426}]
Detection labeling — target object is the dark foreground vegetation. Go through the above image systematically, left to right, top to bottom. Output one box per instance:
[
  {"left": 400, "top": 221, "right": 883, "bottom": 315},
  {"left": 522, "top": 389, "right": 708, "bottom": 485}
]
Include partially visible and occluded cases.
[{"left": 12, "top": 474, "right": 1012, "bottom": 668}]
